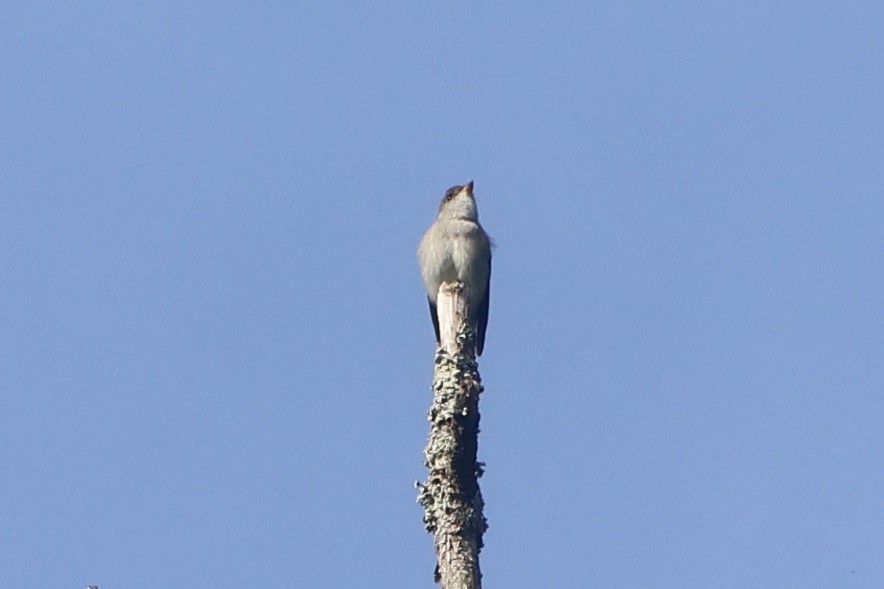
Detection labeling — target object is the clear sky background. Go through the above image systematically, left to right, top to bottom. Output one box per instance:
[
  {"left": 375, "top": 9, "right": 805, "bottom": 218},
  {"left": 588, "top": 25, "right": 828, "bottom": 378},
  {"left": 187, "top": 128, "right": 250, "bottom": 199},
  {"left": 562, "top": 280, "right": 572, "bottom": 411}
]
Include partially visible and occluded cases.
[{"left": 2, "top": 2, "right": 882, "bottom": 588}]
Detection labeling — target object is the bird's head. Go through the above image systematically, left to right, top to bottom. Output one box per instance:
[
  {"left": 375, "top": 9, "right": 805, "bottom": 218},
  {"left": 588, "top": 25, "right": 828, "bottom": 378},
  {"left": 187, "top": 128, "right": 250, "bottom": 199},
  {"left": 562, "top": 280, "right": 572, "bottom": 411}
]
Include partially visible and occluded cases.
[{"left": 437, "top": 181, "right": 478, "bottom": 221}]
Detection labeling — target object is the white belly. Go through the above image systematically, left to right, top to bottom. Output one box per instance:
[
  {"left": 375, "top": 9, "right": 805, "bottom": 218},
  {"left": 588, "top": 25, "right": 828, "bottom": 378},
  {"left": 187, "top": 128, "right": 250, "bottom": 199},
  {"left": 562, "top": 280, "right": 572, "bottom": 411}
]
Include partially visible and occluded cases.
[{"left": 418, "top": 220, "right": 489, "bottom": 307}]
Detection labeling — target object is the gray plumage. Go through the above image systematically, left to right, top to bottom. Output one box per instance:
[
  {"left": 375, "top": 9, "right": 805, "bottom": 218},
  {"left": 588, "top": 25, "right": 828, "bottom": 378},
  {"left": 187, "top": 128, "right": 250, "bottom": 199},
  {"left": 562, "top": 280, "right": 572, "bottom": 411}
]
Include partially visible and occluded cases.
[{"left": 418, "top": 181, "right": 492, "bottom": 355}]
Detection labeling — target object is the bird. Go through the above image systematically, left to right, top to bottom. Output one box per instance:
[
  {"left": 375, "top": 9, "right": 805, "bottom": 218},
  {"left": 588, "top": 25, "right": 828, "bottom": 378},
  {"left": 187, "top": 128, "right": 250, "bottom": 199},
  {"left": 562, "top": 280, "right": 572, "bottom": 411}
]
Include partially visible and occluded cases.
[{"left": 418, "top": 181, "right": 492, "bottom": 355}]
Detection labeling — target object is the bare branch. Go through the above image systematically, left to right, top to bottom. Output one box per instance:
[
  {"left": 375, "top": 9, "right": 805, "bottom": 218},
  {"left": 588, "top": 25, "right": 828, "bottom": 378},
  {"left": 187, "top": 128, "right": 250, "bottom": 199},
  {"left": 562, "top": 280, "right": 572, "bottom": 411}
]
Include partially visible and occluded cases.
[{"left": 417, "top": 282, "right": 487, "bottom": 589}]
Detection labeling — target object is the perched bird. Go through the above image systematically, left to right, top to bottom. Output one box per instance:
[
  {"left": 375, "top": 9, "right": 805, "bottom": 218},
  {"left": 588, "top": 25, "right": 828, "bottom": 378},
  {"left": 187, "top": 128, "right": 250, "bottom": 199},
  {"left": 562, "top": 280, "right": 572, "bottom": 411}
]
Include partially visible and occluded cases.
[{"left": 418, "top": 181, "right": 492, "bottom": 355}]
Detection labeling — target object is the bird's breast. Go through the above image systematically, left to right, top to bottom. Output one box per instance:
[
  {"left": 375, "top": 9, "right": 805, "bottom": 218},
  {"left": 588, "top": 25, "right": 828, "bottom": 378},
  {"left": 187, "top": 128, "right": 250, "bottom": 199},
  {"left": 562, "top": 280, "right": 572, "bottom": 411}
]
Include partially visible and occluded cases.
[{"left": 419, "top": 220, "right": 489, "bottom": 305}]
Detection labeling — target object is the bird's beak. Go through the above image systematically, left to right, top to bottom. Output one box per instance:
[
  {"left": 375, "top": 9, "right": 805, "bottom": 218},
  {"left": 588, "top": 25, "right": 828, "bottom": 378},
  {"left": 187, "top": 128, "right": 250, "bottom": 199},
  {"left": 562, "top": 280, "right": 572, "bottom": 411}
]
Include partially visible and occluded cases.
[{"left": 464, "top": 181, "right": 474, "bottom": 197}]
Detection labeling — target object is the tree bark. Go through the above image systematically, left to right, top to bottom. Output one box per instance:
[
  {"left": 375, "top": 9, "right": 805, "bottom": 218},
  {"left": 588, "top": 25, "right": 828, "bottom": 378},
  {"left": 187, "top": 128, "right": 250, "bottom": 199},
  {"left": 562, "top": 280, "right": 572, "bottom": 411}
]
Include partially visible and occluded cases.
[{"left": 417, "top": 282, "right": 487, "bottom": 589}]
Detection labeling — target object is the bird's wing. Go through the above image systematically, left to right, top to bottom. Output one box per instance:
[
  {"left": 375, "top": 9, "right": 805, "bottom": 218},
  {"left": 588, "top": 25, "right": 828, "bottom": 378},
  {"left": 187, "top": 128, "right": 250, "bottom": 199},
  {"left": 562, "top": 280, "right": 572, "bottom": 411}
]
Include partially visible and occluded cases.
[
  {"left": 476, "top": 254, "right": 491, "bottom": 356},
  {"left": 428, "top": 297, "right": 441, "bottom": 345}
]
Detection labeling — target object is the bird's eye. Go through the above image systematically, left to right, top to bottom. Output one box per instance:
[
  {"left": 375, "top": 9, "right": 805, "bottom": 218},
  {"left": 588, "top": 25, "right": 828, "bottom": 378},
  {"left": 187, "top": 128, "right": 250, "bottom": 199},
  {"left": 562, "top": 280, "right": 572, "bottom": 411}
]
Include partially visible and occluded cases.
[{"left": 442, "top": 185, "right": 460, "bottom": 203}]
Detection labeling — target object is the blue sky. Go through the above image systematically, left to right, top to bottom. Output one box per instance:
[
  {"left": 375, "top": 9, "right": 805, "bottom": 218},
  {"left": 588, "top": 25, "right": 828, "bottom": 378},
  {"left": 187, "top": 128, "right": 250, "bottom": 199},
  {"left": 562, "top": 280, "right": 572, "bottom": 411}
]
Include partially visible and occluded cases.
[{"left": 2, "top": 2, "right": 883, "bottom": 587}]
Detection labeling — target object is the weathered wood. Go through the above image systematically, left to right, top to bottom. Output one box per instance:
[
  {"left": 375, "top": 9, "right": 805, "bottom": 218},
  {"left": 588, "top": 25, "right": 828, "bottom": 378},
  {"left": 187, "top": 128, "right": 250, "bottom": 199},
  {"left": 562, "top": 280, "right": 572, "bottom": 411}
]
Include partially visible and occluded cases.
[{"left": 417, "top": 281, "right": 487, "bottom": 589}]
